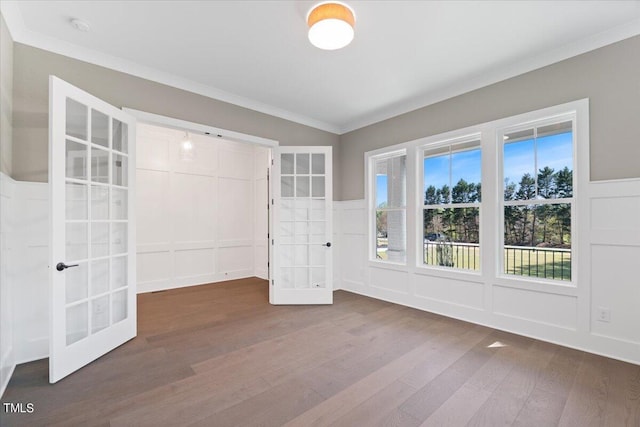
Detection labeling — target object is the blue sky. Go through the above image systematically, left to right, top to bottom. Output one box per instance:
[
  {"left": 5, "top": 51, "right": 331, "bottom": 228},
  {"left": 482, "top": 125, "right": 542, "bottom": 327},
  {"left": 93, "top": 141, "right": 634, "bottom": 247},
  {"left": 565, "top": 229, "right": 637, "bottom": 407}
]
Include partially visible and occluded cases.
[
  {"left": 376, "top": 131, "right": 573, "bottom": 206},
  {"left": 503, "top": 132, "right": 573, "bottom": 187},
  {"left": 424, "top": 149, "right": 481, "bottom": 191}
]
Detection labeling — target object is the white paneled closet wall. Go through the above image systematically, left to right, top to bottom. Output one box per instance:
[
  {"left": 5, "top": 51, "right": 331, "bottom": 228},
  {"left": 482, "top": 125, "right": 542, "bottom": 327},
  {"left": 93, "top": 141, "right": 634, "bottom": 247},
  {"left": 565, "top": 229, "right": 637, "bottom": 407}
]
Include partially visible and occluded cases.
[{"left": 136, "top": 123, "right": 269, "bottom": 293}]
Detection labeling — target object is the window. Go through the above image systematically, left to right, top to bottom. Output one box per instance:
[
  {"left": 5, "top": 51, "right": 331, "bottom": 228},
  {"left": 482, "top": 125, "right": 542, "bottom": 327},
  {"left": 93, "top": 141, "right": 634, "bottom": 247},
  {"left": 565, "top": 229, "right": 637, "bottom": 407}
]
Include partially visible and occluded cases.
[
  {"left": 365, "top": 100, "right": 585, "bottom": 289},
  {"left": 501, "top": 119, "right": 574, "bottom": 282},
  {"left": 422, "top": 138, "right": 481, "bottom": 271},
  {"left": 372, "top": 153, "right": 406, "bottom": 263}
]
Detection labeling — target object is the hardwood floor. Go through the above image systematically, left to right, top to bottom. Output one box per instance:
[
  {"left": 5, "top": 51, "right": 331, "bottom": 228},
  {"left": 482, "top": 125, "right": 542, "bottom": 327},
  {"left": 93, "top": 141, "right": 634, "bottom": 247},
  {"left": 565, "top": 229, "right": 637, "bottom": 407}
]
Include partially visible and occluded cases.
[{"left": 2, "top": 278, "right": 639, "bottom": 426}]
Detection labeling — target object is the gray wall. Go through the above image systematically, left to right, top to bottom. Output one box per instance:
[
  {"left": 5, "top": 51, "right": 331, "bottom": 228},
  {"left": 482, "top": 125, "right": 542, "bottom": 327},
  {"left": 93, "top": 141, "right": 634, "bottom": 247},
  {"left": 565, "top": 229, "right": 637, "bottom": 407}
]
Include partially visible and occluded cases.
[
  {"left": 0, "top": 14, "right": 13, "bottom": 177},
  {"left": 10, "top": 35, "right": 640, "bottom": 201},
  {"left": 339, "top": 35, "right": 640, "bottom": 201},
  {"left": 12, "top": 44, "right": 341, "bottom": 193}
]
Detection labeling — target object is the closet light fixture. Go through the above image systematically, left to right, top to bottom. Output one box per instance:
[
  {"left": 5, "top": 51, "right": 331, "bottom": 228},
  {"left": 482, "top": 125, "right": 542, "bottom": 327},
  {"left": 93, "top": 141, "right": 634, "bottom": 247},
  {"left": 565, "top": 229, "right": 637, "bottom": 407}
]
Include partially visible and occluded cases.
[
  {"left": 307, "top": 2, "right": 355, "bottom": 50},
  {"left": 180, "top": 132, "right": 195, "bottom": 161}
]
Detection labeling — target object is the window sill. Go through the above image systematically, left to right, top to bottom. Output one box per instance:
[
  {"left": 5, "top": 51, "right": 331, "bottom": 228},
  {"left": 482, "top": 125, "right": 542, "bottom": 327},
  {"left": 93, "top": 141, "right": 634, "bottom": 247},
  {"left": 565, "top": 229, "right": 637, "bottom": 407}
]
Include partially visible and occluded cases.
[
  {"left": 368, "top": 259, "right": 407, "bottom": 272},
  {"left": 412, "top": 264, "right": 483, "bottom": 283},
  {"left": 493, "top": 275, "right": 578, "bottom": 297}
]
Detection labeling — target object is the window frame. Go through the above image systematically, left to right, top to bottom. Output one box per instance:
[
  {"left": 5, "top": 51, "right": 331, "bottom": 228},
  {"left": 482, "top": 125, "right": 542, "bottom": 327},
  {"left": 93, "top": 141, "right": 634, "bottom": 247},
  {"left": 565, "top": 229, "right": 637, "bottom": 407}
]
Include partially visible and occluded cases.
[
  {"left": 363, "top": 99, "right": 588, "bottom": 294},
  {"left": 497, "top": 113, "right": 578, "bottom": 287},
  {"left": 419, "top": 134, "right": 483, "bottom": 274},
  {"left": 367, "top": 148, "right": 408, "bottom": 265}
]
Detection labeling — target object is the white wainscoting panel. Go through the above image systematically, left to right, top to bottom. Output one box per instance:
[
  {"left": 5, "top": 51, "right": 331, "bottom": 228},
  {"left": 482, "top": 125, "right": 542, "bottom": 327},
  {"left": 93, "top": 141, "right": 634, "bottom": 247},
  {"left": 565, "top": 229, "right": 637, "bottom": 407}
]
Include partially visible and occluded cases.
[
  {"left": 136, "top": 124, "right": 267, "bottom": 293},
  {"left": 137, "top": 169, "right": 170, "bottom": 245},
  {"left": 0, "top": 173, "right": 15, "bottom": 397},
  {"left": 172, "top": 174, "right": 216, "bottom": 242},
  {"left": 1, "top": 178, "right": 50, "bottom": 368},
  {"left": 217, "top": 178, "right": 253, "bottom": 242},
  {"left": 589, "top": 179, "right": 640, "bottom": 352},
  {"left": 335, "top": 180, "right": 640, "bottom": 364},
  {"left": 336, "top": 200, "right": 367, "bottom": 293},
  {"left": 590, "top": 245, "right": 640, "bottom": 343},
  {"left": 137, "top": 251, "right": 172, "bottom": 289},
  {"left": 370, "top": 266, "right": 410, "bottom": 294},
  {"left": 413, "top": 274, "right": 484, "bottom": 311},
  {"left": 492, "top": 285, "right": 577, "bottom": 330}
]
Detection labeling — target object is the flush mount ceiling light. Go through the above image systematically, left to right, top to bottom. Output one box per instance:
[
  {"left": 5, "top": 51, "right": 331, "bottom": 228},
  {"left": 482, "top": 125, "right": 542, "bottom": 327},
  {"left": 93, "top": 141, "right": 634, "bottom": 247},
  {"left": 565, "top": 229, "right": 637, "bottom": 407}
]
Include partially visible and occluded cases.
[{"left": 307, "top": 1, "right": 355, "bottom": 50}]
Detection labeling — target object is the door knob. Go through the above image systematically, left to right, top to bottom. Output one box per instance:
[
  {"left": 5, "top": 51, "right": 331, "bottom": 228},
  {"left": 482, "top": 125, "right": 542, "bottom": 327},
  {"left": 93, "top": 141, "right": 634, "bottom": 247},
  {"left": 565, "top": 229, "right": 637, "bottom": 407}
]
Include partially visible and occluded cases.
[
  {"left": 323, "top": 242, "right": 332, "bottom": 247},
  {"left": 56, "top": 262, "right": 79, "bottom": 271}
]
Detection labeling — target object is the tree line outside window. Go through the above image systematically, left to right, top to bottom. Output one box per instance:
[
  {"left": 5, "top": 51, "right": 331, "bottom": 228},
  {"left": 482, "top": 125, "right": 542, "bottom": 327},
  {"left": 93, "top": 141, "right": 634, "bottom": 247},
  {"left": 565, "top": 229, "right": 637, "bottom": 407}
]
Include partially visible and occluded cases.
[{"left": 373, "top": 116, "right": 574, "bottom": 283}]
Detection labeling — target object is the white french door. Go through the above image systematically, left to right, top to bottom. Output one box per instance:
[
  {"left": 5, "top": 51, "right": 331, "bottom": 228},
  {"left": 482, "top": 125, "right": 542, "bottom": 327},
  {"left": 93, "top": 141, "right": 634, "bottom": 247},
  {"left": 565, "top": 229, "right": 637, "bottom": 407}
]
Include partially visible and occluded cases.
[
  {"left": 49, "top": 76, "right": 136, "bottom": 383},
  {"left": 270, "top": 146, "right": 333, "bottom": 305}
]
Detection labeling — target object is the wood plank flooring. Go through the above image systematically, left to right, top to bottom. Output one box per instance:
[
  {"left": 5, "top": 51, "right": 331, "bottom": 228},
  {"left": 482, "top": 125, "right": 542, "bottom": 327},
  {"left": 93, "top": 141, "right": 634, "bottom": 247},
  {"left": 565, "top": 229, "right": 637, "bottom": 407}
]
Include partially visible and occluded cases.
[{"left": 2, "top": 278, "right": 639, "bottom": 426}]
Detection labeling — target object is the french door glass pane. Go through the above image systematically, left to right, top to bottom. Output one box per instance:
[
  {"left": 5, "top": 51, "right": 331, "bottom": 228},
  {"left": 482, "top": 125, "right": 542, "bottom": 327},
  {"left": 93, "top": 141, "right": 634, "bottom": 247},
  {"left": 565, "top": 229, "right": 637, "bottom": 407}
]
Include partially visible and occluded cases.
[
  {"left": 66, "top": 98, "right": 88, "bottom": 140},
  {"left": 91, "top": 109, "right": 109, "bottom": 147},
  {"left": 112, "top": 119, "right": 128, "bottom": 153},
  {"left": 66, "top": 140, "right": 88, "bottom": 180},
  {"left": 91, "top": 147, "right": 109, "bottom": 183},
  {"left": 281, "top": 153, "right": 294, "bottom": 174},
  {"left": 296, "top": 153, "right": 310, "bottom": 174},
  {"left": 312, "top": 153, "right": 325, "bottom": 174},
  {"left": 112, "top": 154, "right": 128, "bottom": 187},
  {"left": 281, "top": 176, "right": 294, "bottom": 197},
  {"left": 296, "top": 176, "right": 310, "bottom": 197},
  {"left": 312, "top": 176, "right": 325, "bottom": 197},
  {"left": 66, "top": 183, "right": 87, "bottom": 220},
  {"left": 91, "top": 186, "right": 109, "bottom": 220},
  {"left": 111, "top": 188, "right": 128, "bottom": 219},
  {"left": 311, "top": 199, "right": 325, "bottom": 220},
  {"left": 294, "top": 200, "right": 309, "bottom": 220},
  {"left": 66, "top": 222, "right": 88, "bottom": 261},
  {"left": 280, "top": 222, "right": 294, "bottom": 244},
  {"left": 294, "top": 222, "right": 308, "bottom": 242},
  {"left": 310, "top": 222, "right": 325, "bottom": 243},
  {"left": 91, "top": 223, "right": 109, "bottom": 258},
  {"left": 111, "top": 223, "right": 127, "bottom": 255},
  {"left": 294, "top": 245, "right": 308, "bottom": 265},
  {"left": 310, "top": 245, "right": 325, "bottom": 265},
  {"left": 111, "top": 256, "right": 127, "bottom": 290},
  {"left": 90, "top": 259, "right": 110, "bottom": 295},
  {"left": 65, "top": 262, "right": 88, "bottom": 304},
  {"left": 295, "top": 267, "right": 309, "bottom": 288},
  {"left": 281, "top": 268, "right": 294, "bottom": 288},
  {"left": 311, "top": 268, "right": 326, "bottom": 288},
  {"left": 112, "top": 290, "right": 127, "bottom": 324},
  {"left": 91, "top": 295, "right": 110, "bottom": 334},
  {"left": 66, "top": 303, "right": 88, "bottom": 345}
]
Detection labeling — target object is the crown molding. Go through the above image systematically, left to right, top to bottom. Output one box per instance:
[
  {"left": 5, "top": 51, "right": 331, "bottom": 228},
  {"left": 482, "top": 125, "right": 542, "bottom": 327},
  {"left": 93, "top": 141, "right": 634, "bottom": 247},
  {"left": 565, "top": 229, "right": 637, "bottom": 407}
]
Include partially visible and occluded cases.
[
  {"left": 0, "top": 2, "right": 341, "bottom": 135},
  {"left": 3, "top": 2, "right": 639, "bottom": 136},
  {"left": 338, "top": 17, "right": 640, "bottom": 134}
]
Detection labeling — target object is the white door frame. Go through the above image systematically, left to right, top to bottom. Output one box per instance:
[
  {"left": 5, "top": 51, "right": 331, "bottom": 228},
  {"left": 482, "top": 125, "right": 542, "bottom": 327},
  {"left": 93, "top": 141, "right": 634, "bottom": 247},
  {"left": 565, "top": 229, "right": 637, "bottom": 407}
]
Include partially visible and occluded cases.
[{"left": 122, "top": 109, "right": 279, "bottom": 291}]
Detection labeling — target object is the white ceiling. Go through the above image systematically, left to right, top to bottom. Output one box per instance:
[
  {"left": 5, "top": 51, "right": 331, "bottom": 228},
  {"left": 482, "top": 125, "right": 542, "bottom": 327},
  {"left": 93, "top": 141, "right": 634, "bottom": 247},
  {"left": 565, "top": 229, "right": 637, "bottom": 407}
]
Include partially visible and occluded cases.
[{"left": 2, "top": 1, "right": 640, "bottom": 134}]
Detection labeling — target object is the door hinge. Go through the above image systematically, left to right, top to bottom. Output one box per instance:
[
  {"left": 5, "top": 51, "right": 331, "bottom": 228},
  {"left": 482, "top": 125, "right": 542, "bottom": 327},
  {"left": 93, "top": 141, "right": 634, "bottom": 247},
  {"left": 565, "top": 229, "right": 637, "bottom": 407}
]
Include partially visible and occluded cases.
[
  {"left": 271, "top": 159, "right": 274, "bottom": 166},
  {"left": 271, "top": 198, "right": 274, "bottom": 205},
  {"left": 271, "top": 239, "right": 274, "bottom": 245},
  {"left": 267, "top": 261, "right": 270, "bottom": 267},
  {"left": 271, "top": 279, "right": 274, "bottom": 286}
]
